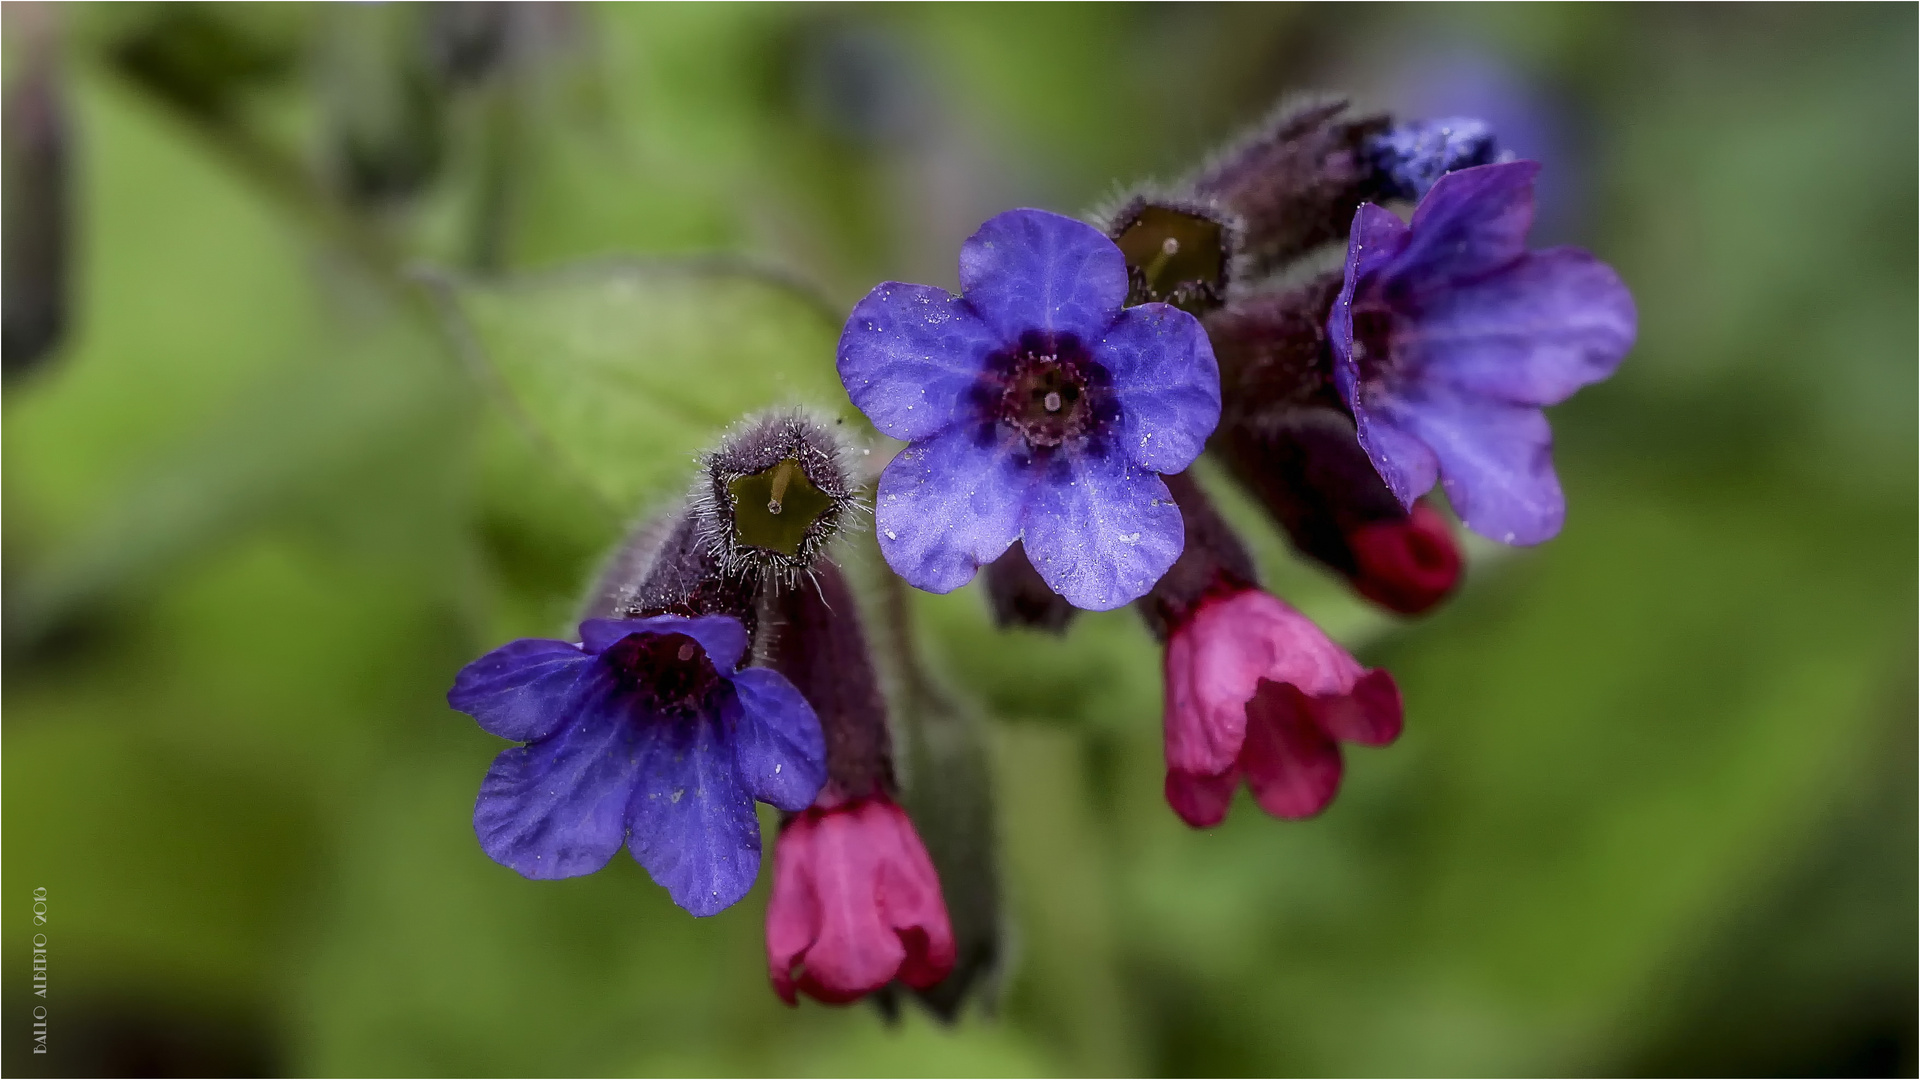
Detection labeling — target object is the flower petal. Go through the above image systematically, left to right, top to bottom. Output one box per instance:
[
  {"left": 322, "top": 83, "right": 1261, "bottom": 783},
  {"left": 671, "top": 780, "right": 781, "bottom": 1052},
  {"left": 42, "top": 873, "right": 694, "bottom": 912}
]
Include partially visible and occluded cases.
[
  {"left": 1386, "top": 160, "right": 1540, "bottom": 291},
  {"left": 1329, "top": 202, "right": 1413, "bottom": 381},
  {"left": 959, "top": 208, "right": 1128, "bottom": 341},
  {"left": 1399, "top": 247, "right": 1637, "bottom": 407},
  {"left": 837, "top": 283, "right": 999, "bottom": 441},
  {"left": 1095, "top": 303, "right": 1221, "bottom": 473},
  {"left": 1377, "top": 387, "right": 1563, "bottom": 545},
  {"left": 1351, "top": 406, "right": 1440, "bottom": 510},
  {"left": 875, "top": 423, "right": 1032, "bottom": 594},
  {"left": 1021, "top": 444, "right": 1183, "bottom": 611},
  {"left": 578, "top": 614, "right": 749, "bottom": 673},
  {"left": 448, "top": 637, "right": 593, "bottom": 741},
  {"left": 728, "top": 667, "right": 828, "bottom": 812},
  {"left": 1311, "top": 669, "right": 1404, "bottom": 747},
  {"left": 473, "top": 676, "right": 642, "bottom": 879},
  {"left": 1241, "top": 680, "right": 1345, "bottom": 820},
  {"left": 627, "top": 712, "right": 764, "bottom": 917},
  {"left": 1165, "top": 768, "right": 1239, "bottom": 829},
  {"left": 771, "top": 798, "right": 954, "bottom": 1005}
]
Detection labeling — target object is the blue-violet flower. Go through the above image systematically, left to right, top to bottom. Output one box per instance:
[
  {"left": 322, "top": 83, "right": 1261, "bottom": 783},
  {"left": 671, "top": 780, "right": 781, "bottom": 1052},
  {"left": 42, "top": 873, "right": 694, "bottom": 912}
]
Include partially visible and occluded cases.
[
  {"left": 1366, "top": 116, "right": 1500, "bottom": 201},
  {"left": 1329, "top": 161, "right": 1636, "bottom": 545},
  {"left": 838, "top": 208, "right": 1221, "bottom": 610},
  {"left": 449, "top": 614, "right": 827, "bottom": 916}
]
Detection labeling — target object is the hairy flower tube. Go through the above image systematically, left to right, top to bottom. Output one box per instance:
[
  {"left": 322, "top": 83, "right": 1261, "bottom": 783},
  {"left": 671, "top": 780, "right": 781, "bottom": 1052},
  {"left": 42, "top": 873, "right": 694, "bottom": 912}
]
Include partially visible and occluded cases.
[
  {"left": 1330, "top": 160, "right": 1637, "bottom": 545},
  {"left": 838, "top": 207, "right": 1221, "bottom": 610},
  {"left": 1140, "top": 473, "right": 1403, "bottom": 827},
  {"left": 764, "top": 560, "right": 955, "bottom": 1004},
  {"left": 449, "top": 614, "right": 826, "bottom": 917}
]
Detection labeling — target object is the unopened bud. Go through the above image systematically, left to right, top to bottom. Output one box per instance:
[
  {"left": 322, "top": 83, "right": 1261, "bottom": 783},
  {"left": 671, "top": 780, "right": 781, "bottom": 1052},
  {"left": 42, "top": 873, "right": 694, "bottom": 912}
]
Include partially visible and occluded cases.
[
  {"left": 1187, "top": 98, "right": 1388, "bottom": 274},
  {"left": 1366, "top": 117, "right": 1500, "bottom": 202},
  {"left": 1216, "top": 409, "right": 1460, "bottom": 616}
]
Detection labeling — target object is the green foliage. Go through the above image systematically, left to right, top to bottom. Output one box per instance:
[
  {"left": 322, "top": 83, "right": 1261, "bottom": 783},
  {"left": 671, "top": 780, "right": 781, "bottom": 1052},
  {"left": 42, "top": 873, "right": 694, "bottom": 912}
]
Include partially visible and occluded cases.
[
  {"left": 4, "top": 4, "right": 1913, "bottom": 1078},
  {"left": 432, "top": 259, "right": 851, "bottom": 517}
]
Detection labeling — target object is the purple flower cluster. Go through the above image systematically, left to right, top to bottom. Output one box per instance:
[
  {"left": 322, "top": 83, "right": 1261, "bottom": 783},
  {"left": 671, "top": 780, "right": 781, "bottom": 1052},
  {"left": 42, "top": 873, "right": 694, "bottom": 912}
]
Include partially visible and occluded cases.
[{"left": 446, "top": 91, "right": 1640, "bottom": 1014}]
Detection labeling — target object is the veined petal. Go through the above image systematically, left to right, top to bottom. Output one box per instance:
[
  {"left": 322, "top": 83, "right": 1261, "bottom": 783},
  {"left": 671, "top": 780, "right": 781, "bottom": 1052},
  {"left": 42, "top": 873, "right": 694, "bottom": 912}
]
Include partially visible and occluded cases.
[
  {"left": 1386, "top": 160, "right": 1540, "bottom": 292},
  {"left": 1329, "top": 201, "right": 1412, "bottom": 398},
  {"left": 959, "top": 209, "right": 1128, "bottom": 341},
  {"left": 1399, "top": 247, "right": 1637, "bottom": 407},
  {"left": 837, "top": 284, "right": 999, "bottom": 441},
  {"left": 1096, "top": 303, "right": 1221, "bottom": 473},
  {"left": 1378, "top": 387, "right": 1564, "bottom": 545},
  {"left": 1351, "top": 405, "right": 1440, "bottom": 511},
  {"left": 875, "top": 423, "right": 1032, "bottom": 594},
  {"left": 1021, "top": 444, "right": 1183, "bottom": 611},
  {"left": 579, "top": 614, "right": 748, "bottom": 674},
  {"left": 448, "top": 637, "right": 593, "bottom": 741},
  {"left": 728, "top": 667, "right": 828, "bottom": 812},
  {"left": 1310, "top": 669, "right": 1404, "bottom": 747},
  {"left": 473, "top": 678, "right": 643, "bottom": 879},
  {"left": 1241, "top": 680, "right": 1345, "bottom": 820},
  {"left": 627, "top": 711, "right": 764, "bottom": 917}
]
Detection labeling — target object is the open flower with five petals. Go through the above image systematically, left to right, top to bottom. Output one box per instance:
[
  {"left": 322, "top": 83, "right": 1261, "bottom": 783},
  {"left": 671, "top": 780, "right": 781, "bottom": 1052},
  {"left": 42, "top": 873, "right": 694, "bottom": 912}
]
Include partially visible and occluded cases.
[
  {"left": 838, "top": 208, "right": 1221, "bottom": 610},
  {"left": 448, "top": 614, "right": 827, "bottom": 916}
]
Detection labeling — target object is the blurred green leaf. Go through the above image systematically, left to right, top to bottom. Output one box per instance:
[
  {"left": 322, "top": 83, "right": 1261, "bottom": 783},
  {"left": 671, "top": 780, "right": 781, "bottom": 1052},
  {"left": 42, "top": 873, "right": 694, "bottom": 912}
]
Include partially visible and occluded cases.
[{"left": 428, "top": 257, "right": 854, "bottom": 516}]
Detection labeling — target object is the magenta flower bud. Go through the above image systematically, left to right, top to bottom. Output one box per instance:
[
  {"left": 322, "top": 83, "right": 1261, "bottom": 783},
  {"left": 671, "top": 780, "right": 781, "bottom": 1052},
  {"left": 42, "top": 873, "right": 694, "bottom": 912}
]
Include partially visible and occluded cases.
[
  {"left": 1139, "top": 472, "right": 1403, "bottom": 827},
  {"left": 1346, "top": 500, "right": 1461, "bottom": 616},
  {"left": 763, "top": 559, "right": 958, "bottom": 1006},
  {"left": 1161, "top": 588, "right": 1402, "bottom": 827},
  {"left": 767, "top": 794, "right": 956, "bottom": 1006}
]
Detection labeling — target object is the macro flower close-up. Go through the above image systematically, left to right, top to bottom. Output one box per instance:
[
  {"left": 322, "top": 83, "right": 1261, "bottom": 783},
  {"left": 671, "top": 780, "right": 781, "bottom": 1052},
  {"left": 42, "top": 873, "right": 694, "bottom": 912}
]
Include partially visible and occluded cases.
[
  {"left": 6, "top": 5, "right": 1909, "bottom": 1077},
  {"left": 1329, "top": 160, "right": 1639, "bottom": 545},
  {"left": 838, "top": 207, "right": 1221, "bottom": 611},
  {"left": 449, "top": 614, "right": 826, "bottom": 916}
]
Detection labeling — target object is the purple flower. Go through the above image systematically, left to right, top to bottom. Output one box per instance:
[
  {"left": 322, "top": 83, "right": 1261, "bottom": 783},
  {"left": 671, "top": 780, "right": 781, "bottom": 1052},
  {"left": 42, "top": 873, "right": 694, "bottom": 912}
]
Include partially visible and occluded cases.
[
  {"left": 1366, "top": 116, "right": 1500, "bottom": 201},
  {"left": 1328, "top": 162, "right": 1636, "bottom": 546},
  {"left": 838, "top": 208, "right": 1220, "bottom": 611},
  {"left": 449, "top": 614, "right": 827, "bottom": 917}
]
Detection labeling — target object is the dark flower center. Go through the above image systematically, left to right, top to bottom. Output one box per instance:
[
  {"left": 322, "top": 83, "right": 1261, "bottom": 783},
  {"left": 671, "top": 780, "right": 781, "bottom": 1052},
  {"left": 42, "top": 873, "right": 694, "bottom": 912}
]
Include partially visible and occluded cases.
[
  {"left": 987, "top": 332, "right": 1103, "bottom": 449},
  {"left": 601, "top": 631, "right": 723, "bottom": 714}
]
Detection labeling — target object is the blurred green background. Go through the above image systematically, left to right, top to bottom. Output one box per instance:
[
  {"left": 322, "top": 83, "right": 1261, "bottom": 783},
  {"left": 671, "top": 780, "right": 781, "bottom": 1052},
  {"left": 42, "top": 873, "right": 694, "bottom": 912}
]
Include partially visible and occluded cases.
[{"left": 4, "top": 3, "right": 1914, "bottom": 1076}]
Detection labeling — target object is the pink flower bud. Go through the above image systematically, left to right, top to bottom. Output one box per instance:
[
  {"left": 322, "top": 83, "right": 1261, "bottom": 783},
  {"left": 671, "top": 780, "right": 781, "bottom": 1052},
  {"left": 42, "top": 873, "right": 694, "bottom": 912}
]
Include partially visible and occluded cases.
[
  {"left": 1346, "top": 500, "right": 1461, "bottom": 615},
  {"left": 1162, "top": 588, "right": 1402, "bottom": 826},
  {"left": 767, "top": 795, "right": 956, "bottom": 1005}
]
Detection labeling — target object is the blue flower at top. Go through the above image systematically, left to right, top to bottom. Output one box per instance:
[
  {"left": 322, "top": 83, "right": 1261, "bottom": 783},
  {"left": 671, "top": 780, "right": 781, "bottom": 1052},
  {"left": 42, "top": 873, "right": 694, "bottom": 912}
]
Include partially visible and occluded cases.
[
  {"left": 1366, "top": 116, "right": 1501, "bottom": 201},
  {"left": 1329, "top": 161, "right": 1636, "bottom": 547},
  {"left": 837, "top": 209, "right": 1221, "bottom": 611},
  {"left": 449, "top": 613, "right": 826, "bottom": 917}
]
